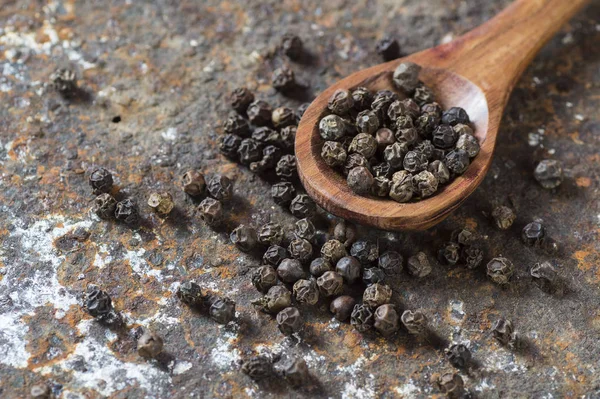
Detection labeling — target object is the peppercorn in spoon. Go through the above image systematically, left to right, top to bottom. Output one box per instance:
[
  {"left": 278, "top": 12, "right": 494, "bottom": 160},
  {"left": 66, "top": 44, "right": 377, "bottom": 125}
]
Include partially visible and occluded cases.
[{"left": 295, "top": 0, "right": 589, "bottom": 231}]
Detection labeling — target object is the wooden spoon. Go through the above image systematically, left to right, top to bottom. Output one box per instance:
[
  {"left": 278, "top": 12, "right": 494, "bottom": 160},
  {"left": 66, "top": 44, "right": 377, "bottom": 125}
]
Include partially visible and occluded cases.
[{"left": 296, "top": 0, "right": 589, "bottom": 231}]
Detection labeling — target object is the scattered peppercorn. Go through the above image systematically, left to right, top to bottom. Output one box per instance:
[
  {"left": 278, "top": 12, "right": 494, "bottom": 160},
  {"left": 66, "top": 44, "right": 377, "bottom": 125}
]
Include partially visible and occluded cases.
[
  {"left": 280, "top": 33, "right": 303, "bottom": 59},
  {"left": 376, "top": 36, "right": 400, "bottom": 61},
  {"left": 393, "top": 62, "right": 421, "bottom": 94},
  {"left": 272, "top": 64, "right": 296, "bottom": 92},
  {"left": 50, "top": 68, "right": 77, "bottom": 96},
  {"left": 229, "top": 87, "right": 254, "bottom": 114},
  {"left": 247, "top": 100, "right": 272, "bottom": 126},
  {"left": 272, "top": 106, "right": 296, "bottom": 129},
  {"left": 223, "top": 112, "right": 251, "bottom": 136},
  {"left": 280, "top": 125, "right": 297, "bottom": 150},
  {"left": 252, "top": 127, "right": 280, "bottom": 146},
  {"left": 219, "top": 133, "right": 242, "bottom": 159},
  {"left": 237, "top": 138, "right": 263, "bottom": 165},
  {"left": 534, "top": 159, "right": 563, "bottom": 189},
  {"left": 89, "top": 167, "right": 113, "bottom": 195},
  {"left": 181, "top": 170, "right": 206, "bottom": 197},
  {"left": 207, "top": 175, "right": 233, "bottom": 202},
  {"left": 271, "top": 182, "right": 297, "bottom": 206},
  {"left": 147, "top": 192, "right": 174, "bottom": 216},
  {"left": 93, "top": 193, "right": 117, "bottom": 220},
  {"left": 289, "top": 194, "right": 316, "bottom": 218},
  {"left": 197, "top": 197, "right": 223, "bottom": 226},
  {"left": 114, "top": 199, "right": 139, "bottom": 225},
  {"left": 491, "top": 205, "right": 516, "bottom": 230},
  {"left": 294, "top": 218, "right": 316, "bottom": 242},
  {"left": 333, "top": 221, "right": 357, "bottom": 248},
  {"left": 522, "top": 221, "right": 545, "bottom": 246},
  {"left": 258, "top": 222, "right": 284, "bottom": 246},
  {"left": 230, "top": 224, "right": 258, "bottom": 252},
  {"left": 288, "top": 238, "right": 313, "bottom": 263},
  {"left": 350, "top": 240, "right": 378, "bottom": 265},
  {"left": 438, "top": 241, "right": 461, "bottom": 266},
  {"left": 263, "top": 245, "right": 288, "bottom": 267},
  {"left": 462, "top": 245, "right": 484, "bottom": 269},
  {"left": 407, "top": 252, "right": 432, "bottom": 278},
  {"left": 336, "top": 256, "right": 362, "bottom": 284},
  {"left": 310, "top": 257, "right": 333, "bottom": 277},
  {"left": 486, "top": 257, "right": 514, "bottom": 285},
  {"left": 278, "top": 258, "right": 306, "bottom": 283},
  {"left": 530, "top": 261, "right": 562, "bottom": 295},
  {"left": 252, "top": 265, "right": 278, "bottom": 293},
  {"left": 362, "top": 267, "right": 386, "bottom": 286},
  {"left": 317, "top": 271, "right": 344, "bottom": 297},
  {"left": 293, "top": 279, "right": 319, "bottom": 305},
  {"left": 177, "top": 281, "right": 207, "bottom": 309},
  {"left": 363, "top": 283, "right": 392, "bottom": 308},
  {"left": 84, "top": 284, "right": 113, "bottom": 319},
  {"left": 253, "top": 285, "right": 292, "bottom": 314},
  {"left": 327, "top": 295, "right": 355, "bottom": 321},
  {"left": 209, "top": 296, "right": 236, "bottom": 324},
  {"left": 351, "top": 303, "right": 374, "bottom": 333},
  {"left": 374, "top": 304, "right": 399, "bottom": 336},
  {"left": 277, "top": 306, "right": 302, "bottom": 336},
  {"left": 401, "top": 309, "right": 428, "bottom": 335},
  {"left": 492, "top": 318, "right": 519, "bottom": 348},
  {"left": 137, "top": 329, "right": 164, "bottom": 359},
  {"left": 445, "top": 343, "right": 471, "bottom": 368},
  {"left": 241, "top": 355, "right": 273, "bottom": 381},
  {"left": 277, "top": 356, "right": 310, "bottom": 388},
  {"left": 436, "top": 372, "right": 465, "bottom": 398}
]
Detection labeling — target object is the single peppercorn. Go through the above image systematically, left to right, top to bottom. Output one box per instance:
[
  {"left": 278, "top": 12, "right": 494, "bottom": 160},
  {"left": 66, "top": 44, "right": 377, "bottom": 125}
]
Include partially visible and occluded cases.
[
  {"left": 281, "top": 33, "right": 303, "bottom": 59},
  {"left": 376, "top": 36, "right": 400, "bottom": 61},
  {"left": 392, "top": 62, "right": 421, "bottom": 94},
  {"left": 272, "top": 64, "right": 296, "bottom": 92},
  {"left": 50, "top": 68, "right": 77, "bottom": 96},
  {"left": 413, "top": 83, "right": 435, "bottom": 105},
  {"left": 229, "top": 87, "right": 254, "bottom": 114},
  {"left": 352, "top": 87, "right": 373, "bottom": 111},
  {"left": 328, "top": 89, "right": 354, "bottom": 115},
  {"left": 371, "top": 90, "right": 398, "bottom": 121},
  {"left": 247, "top": 100, "right": 272, "bottom": 126},
  {"left": 421, "top": 102, "right": 442, "bottom": 117},
  {"left": 297, "top": 103, "right": 310, "bottom": 118},
  {"left": 272, "top": 106, "right": 296, "bottom": 129},
  {"left": 442, "top": 107, "right": 470, "bottom": 126},
  {"left": 356, "top": 110, "right": 380, "bottom": 134},
  {"left": 223, "top": 112, "right": 250, "bottom": 136},
  {"left": 415, "top": 113, "right": 440, "bottom": 140},
  {"left": 319, "top": 114, "right": 349, "bottom": 141},
  {"left": 453, "top": 123, "right": 473, "bottom": 137},
  {"left": 432, "top": 124, "right": 458, "bottom": 149},
  {"left": 280, "top": 125, "right": 297, "bottom": 150},
  {"left": 252, "top": 127, "right": 280, "bottom": 146},
  {"left": 395, "top": 127, "right": 419, "bottom": 146},
  {"left": 375, "top": 128, "right": 396, "bottom": 152},
  {"left": 219, "top": 133, "right": 242, "bottom": 159},
  {"left": 349, "top": 133, "right": 378, "bottom": 158},
  {"left": 456, "top": 133, "right": 480, "bottom": 157},
  {"left": 237, "top": 138, "right": 263, "bottom": 165},
  {"left": 414, "top": 140, "right": 435, "bottom": 159},
  {"left": 321, "top": 141, "right": 348, "bottom": 167},
  {"left": 383, "top": 142, "right": 409, "bottom": 169},
  {"left": 251, "top": 145, "right": 282, "bottom": 173},
  {"left": 444, "top": 149, "right": 470, "bottom": 175},
  {"left": 403, "top": 151, "right": 428, "bottom": 173},
  {"left": 344, "top": 153, "right": 370, "bottom": 175},
  {"left": 276, "top": 155, "right": 297, "bottom": 180},
  {"left": 534, "top": 159, "right": 563, "bottom": 189},
  {"left": 428, "top": 160, "right": 450, "bottom": 185},
  {"left": 372, "top": 162, "right": 393, "bottom": 179},
  {"left": 347, "top": 166, "right": 374, "bottom": 195},
  {"left": 89, "top": 167, "right": 113, "bottom": 195},
  {"left": 181, "top": 170, "right": 206, "bottom": 197},
  {"left": 412, "top": 170, "right": 439, "bottom": 198},
  {"left": 389, "top": 171, "right": 414, "bottom": 203},
  {"left": 207, "top": 175, "right": 233, "bottom": 202},
  {"left": 371, "top": 176, "right": 391, "bottom": 197},
  {"left": 271, "top": 182, "right": 296, "bottom": 206},
  {"left": 147, "top": 192, "right": 174, "bottom": 216},
  {"left": 93, "top": 193, "right": 117, "bottom": 220},
  {"left": 289, "top": 194, "right": 316, "bottom": 218},
  {"left": 197, "top": 197, "right": 223, "bottom": 226},
  {"left": 114, "top": 199, "right": 139, "bottom": 225},
  {"left": 491, "top": 205, "right": 516, "bottom": 230},
  {"left": 294, "top": 218, "right": 316, "bottom": 242},
  {"left": 333, "top": 221, "right": 357, "bottom": 248},
  {"left": 522, "top": 221, "right": 546, "bottom": 246},
  {"left": 258, "top": 222, "right": 284, "bottom": 246},
  {"left": 230, "top": 224, "right": 258, "bottom": 252},
  {"left": 450, "top": 228, "right": 476, "bottom": 246},
  {"left": 288, "top": 238, "right": 313, "bottom": 263},
  {"left": 322, "top": 238, "right": 350, "bottom": 262},
  {"left": 350, "top": 240, "right": 378, "bottom": 265},
  {"left": 438, "top": 242, "right": 461, "bottom": 266},
  {"left": 263, "top": 245, "right": 288, "bottom": 267},
  {"left": 462, "top": 245, "right": 484, "bottom": 269},
  {"left": 378, "top": 251, "right": 403, "bottom": 276},
  {"left": 407, "top": 252, "right": 432, "bottom": 278},
  {"left": 336, "top": 256, "right": 362, "bottom": 284},
  {"left": 309, "top": 257, "right": 333, "bottom": 277},
  {"left": 486, "top": 257, "right": 514, "bottom": 285},
  {"left": 278, "top": 258, "right": 306, "bottom": 283},
  {"left": 531, "top": 261, "right": 562, "bottom": 295},
  {"left": 252, "top": 265, "right": 278, "bottom": 293},
  {"left": 362, "top": 267, "right": 386, "bottom": 286},
  {"left": 316, "top": 271, "right": 344, "bottom": 297},
  {"left": 293, "top": 279, "right": 319, "bottom": 305},
  {"left": 176, "top": 281, "right": 207, "bottom": 308},
  {"left": 363, "top": 283, "right": 392, "bottom": 308},
  {"left": 84, "top": 284, "right": 113, "bottom": 318},
  {"left": 253, "top": 285, "right": 292, "bottom": 314},
  {"left": 328, "top": 295, "right": 355, "bottom": 321},
  {"left": 209, "top": 296, "right": 236, "bottom": 324},
  {"left": 351, "top": 303, "right": 374, "bottom": 333},
  {"left": 374, "top": 304, "right": 399, "bottom": 336},
  {"left": 277, "top": 307, "right": 302, "bottom": 336},
  {"left": 401, "top": 309, "right": 428, "bottom": 335},
  {"left": 492, "top": 318, "right": 518, "bottom": 348},
  {"left": 137, "top": 329, "right": 164, "bottom": 359},
  {"left": 445, "top": 343, "right": 471, "bottom": 368},
  {"left": 241, "top": 355, "right": 274, "bottom": 381},
  {"left": 277, "top": 356, "right": 310, "bottom": 388},
  {"left": 437, "top": 372, "right": 465, "bottom": 398},
  {"left": 30, "top": 383, "right": 52, "bottom": 399}
]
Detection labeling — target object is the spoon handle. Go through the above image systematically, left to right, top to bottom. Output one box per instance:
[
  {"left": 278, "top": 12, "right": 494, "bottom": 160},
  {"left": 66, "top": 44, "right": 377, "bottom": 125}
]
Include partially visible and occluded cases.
[{"left": 428, "top": 0, "right": 590, "bottom": 105}]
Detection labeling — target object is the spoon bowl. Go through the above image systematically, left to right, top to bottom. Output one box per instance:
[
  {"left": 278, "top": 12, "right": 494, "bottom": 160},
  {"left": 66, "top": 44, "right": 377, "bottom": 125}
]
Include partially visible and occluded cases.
[{"left": 295, "top": 0, "right": 589, "bottom": 231}]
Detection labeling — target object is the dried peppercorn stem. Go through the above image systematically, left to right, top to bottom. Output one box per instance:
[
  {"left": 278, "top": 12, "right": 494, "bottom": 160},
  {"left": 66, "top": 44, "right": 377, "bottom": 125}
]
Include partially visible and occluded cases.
[{"left": 295, "top": 0, "right": 590, "bottom": 231}]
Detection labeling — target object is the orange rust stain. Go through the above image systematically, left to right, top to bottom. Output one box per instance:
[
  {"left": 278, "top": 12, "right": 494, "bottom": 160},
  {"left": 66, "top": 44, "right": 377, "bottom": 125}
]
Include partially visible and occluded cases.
[
  {"left": 568, "top": 131, "right": 584, "bottom": 144},
  {"left": 575, "top": 176, "right": 591, "bottom": 187},
  {"left": 464, "top": 218, "right": 478, "bottom": 230},
  {"left": 573, "top": 249, "right": 593, "bottom": 272}
]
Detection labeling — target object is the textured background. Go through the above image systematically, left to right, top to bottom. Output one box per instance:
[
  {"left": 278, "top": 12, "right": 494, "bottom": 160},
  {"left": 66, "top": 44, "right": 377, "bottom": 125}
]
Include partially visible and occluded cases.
[{"left": 0, "top": 0, "right": 599, "bottom": 398}]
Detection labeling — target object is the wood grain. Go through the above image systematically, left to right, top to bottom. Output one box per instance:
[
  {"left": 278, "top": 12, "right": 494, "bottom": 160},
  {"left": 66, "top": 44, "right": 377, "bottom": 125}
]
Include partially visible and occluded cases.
[{"left": 295, "top": 0, "right": 590, "bottom": 231}]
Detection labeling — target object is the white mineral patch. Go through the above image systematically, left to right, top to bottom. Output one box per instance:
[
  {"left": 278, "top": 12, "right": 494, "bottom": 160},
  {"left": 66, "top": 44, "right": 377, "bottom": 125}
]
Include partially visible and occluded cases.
[
  {"left": 161, "top": 127, "right": 178, "bottom": 141},
  {"left": 124, "top": 247, "right": 164, "bottom": 282},
  {"left": 449, "top": 299, "right": 465, "bottom": 323},
  {"left": 210, "top": 330, "right": 240, "bottom": 370},
  {"left": 337, "top": 356, "right": 377, "bottom": 399},
  {"left": 173, "top": 360, "right": 193, "bottom": 375},
  {"left": 394, "top": 380, "right": 420, "bottom": 397}
]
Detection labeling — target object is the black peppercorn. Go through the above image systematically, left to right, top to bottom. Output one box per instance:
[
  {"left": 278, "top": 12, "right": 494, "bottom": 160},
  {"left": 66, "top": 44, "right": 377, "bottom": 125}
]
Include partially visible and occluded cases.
[
  {"left": 281, "top": 33, "right": 303, "bottom": 59},
  {"left": 376, "top": 36, "right": 400, "bottom": 61},
  {"left": 392, "top": 62, "right": 421, "bottom": 94},
  {"left": 272, "top": 64, "right": 296, "bottom": 92},
  {"left": 50, "top": 68, "right": 77, "bottom": 96},
  {"left": 413, "top": 83, "right": 435, "bottom": 105},
  {"left": 229, "top": 87, "right": 254, "bottom": 114},
  {"left": 352, "top": 87, "right": 373, "bottom": 111},
  {"left": 328, "top": 89, "right": 354, "bottom": 116},
  {"left": 371, "top": 90, "right": 398, "bottom": 121},
  {"left": 247, "top": 100, "right": 272, "bottom": 126},
  {"left": 421, "top": 102, "right": 442, "bottom": 117},
  {"left": 297, "top": 103, "right": 310, "bottom": 119},
  {"left": 272, "top": 106, "right": 297, "bottom": 129},
  {"left": 441, "top": 107, "right": 470, "bottom": 126},
  {"left": 356, "top": 110, "right": 380, "bottom": 134},
  {"left": 223, "top": 112, "right": 250, "bottom": 137},
  {"left": 415, "top": 113, "right": 440, "bottom": 139},
  {"left": 319, "top": 114, "right": 349, "bottom": 141},
  {"left": 395, "top": 114, "right": 414, "bottom": 130},
  {"left": 453, "top": 123, "right": 473, "bottom": 137},
  {"left": 432, "top": 124, "right": 458, "bottom": 149},
  {"left": 280, "top": 125, "right": 297, "bottom": 150},
  {"left": 252, "top": 127, "right": 280, "bottom": 146},
  {"left": 395, "top": 127, "right": 419, "bottom": 146},
  {"left": 374, "top": 128, "right": 395, "bottom": 153},
  {"left": 219, "top": 133, "right": 243, "bottom": 159},
  {"left": 349, "top": 133, "right": 378, "bottom": 158},
  {"left": 456, "top": 133, "right": 480, "bottom": 157},
  {"left": 237, "top": 138, "right": 263, "bottom": 166},
  {"left": 414, "top": 140, "right": 435, "bottom": 159},
  {"left": 321, "top": 141, "right": 348, "bottom": 167},
  {"left": 383, "top": 142, "right": 409, "bottom": 169},
  {"left": 254, "top": 145, "right": 282, "bottom": 172},
  {"left": 444, "top": 149, "right": 470, "bottom": 175},
  {"left": 403, "top": 151, "right": 428, "bottom": 173},
  {"left": 344, "top": 153, "right": 370, "bottom": 175},
  {"left": 276, "top": 154, "right": 297, "bottom": 180},
  {"left": 534, "top": 159, "right": 563, "bottom": 189},
  {"left": 428, "top": 160, "right": 450, "bottom": 185},
  {"left": 372, "top": 162, "right": 393, "bottom": 179},
  {"left": 347, "top": 166, "right": 374, "bottom": 195},
  {"left": 89, "top": 167, "right": 113, "bottom": 195},
  {"left": 182, "top": 170, "right": 206, "bottom": 197},
  {"left": 412, "top": 170, "right": 439, "bottom": 198},
  {"left": 389, "top": 171, "right": 414, "bottom": 203},
  {"left": 207, "top": 175, "right": 233, "bottom": 202},
  {"left": 371, "top": 176, "right": 391, "bottom": 197},
  {"left": 271, "top": 182, "right": 296, "bottom": 206},
  {"left": 147, "top": 192, "right": 174, "bottom": 216},
  {"left": 93, "top": 193, "right": 117, "bottom": 220},
  {"left": 289, "top": 194, "right": 316, "bottom": 218},
  {"left": 197, "top": 197, "right": 223, "bottom": 226},
  {"left": 114, "top": 199, "right": 139, "bottom": 225},
  {"left": 491, "top": 205, "right": 516, "bottom": 230},
  {"left": 294, "top": 218, "right": 316, "bottom": 242},
  {"left": 333, "top": 221, "right": 357, "bottom": 248},
  {"left": 522, "top": 221, "right": 545, "bottom": 246},
  {"left": 257, "top": 222, "right": 284, "bottom": 246},
  {"left": 230, "top": 224, "right": 258, "bottom": 252},
  {"left": 450, "top": 229, "right": 476, "bottom": 247},
  {"left": 288, "top": 238, "right": 313, "bottom": 263},
  {"left": 321, "top": 239, "right": 348, "bottom": 263},
  {"left": 350, "top": 240, "right": 378, "bottom": 265},
  {"left": 438, "top": 242, "right": 461, "bottom": 266},
  {"left": 263, "top": 245, "right": 288, "bottom": 267},
  {"left": 462, "top": 245, "right": 484, "bottom": 270},
  {"left": 378, "top": 251, "right": 403, "bottom": 276},
  {"left": 406, "top": 252, "right": 432, "bottom": 278},
  {"left": 336, "top": 256, "right": 362, "bottom": 284},
  {"left": 309, "top": 257, "right": 333, "bottom": 277},
  {"left": 486, "top": 257, "right": 514, "bottom": 285},
  {"left": 278, "top": 258, "right": 306, "bottom": 283},
  {"left": 530, "top": 261, "right": 562, "bottom": 295},
  {"left": 252, "top": 265, "right": 278, "bottom": 293},
  {"left": 362, "top": 267, "right": 386, "bottom": 286},
  {"left": 316, "top": 271, "right": 344, "bottom": 297},
  {"left": 293, "top": 279, "right": 319, "bottom": 305},
  {"left": 176, "top": 281, "right": 207, "bottom": 308},
  {"left": 363, "top": 283, "right": 392, "bottom": 308},
  {"left": 84, "top": 284, "right": 113, "bottom": 318},
  {"left": 254, "top": 285, "right": 292, "bottom": 314},
  {"left": 329, "top": 295, "right": 356, "bottom": 321},
  {"left": 209, "top": 296, "right": 236, "bottom": 324},
  {"left": 351, "top": 303, "right": 374, "bottom": 333},
  {"left": 374, "top": 304, "right": 399, "bottom": 336},
  {"left": 277, "top": 306, "right": 302, "bottom": 335},
  {"left": 401, "top": 309, "right": 428, "bottom": 335},
  {"left": 492, "top": 318, "right": 518, "bottom": 348},
  {"left": 137, "top": 330, "right": 163, "bottom": 359},
  {"left": 445, "top": 343, "right": 471, "bottom": 368},
  {"left": 241, "top": 355, "right": 274, "bottom": 381},
  {"left": 277, "top": 356, "right": 310, "bottom": 388},
  {"left": 437, "top": 372, "right": 464, "bottom": 398}
]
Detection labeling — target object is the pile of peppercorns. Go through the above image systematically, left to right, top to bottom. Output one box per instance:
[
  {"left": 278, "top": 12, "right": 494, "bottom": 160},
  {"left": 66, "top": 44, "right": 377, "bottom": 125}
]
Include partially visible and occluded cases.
[{"left": 319, "top": 62, "right": 480, "bottom": 201}]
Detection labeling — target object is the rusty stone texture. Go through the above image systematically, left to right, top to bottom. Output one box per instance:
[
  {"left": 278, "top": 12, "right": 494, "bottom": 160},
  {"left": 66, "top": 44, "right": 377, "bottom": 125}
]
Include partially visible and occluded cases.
[{"left": 0, "top": 0, "right": 599, "bottom": 398}]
